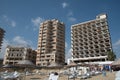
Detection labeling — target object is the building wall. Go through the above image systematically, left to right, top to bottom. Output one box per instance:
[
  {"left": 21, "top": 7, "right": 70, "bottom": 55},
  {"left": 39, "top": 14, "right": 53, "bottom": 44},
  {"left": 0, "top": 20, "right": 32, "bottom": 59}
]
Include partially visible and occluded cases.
[
  {"left": 71, "top": 14, "right": 112, "bottom": 63},
  {"left": 36, "top": 19, "right": 65, "bottom": 66},
  {"left": 0, "top": 28, "right": 5, "bottom": 50},
  {"left": 3, "top": 46, "right": 36, "bottom": 65},
  {"left": 0, "top": 59, "right": 3, "bottom": 67}
]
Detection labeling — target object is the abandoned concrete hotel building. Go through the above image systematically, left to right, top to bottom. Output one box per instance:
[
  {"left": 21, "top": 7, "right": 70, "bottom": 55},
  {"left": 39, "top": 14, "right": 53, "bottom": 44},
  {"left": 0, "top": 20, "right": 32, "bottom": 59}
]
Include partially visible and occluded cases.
[
  {"left": 71, "top": 14, "right": 112, "bottom": 63},
  {"left": 36, "top": 19, "right": 65, "bottom": 66}
]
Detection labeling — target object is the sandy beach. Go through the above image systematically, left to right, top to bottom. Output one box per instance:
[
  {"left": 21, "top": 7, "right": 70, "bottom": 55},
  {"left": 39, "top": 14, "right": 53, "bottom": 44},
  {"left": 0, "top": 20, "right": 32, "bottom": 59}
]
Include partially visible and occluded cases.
[
  {"left": 0, "top": 68, "right": 116, "bottom": 80},
  {"left": 25, "top": 70, "right": 116, "bottom": 80}
]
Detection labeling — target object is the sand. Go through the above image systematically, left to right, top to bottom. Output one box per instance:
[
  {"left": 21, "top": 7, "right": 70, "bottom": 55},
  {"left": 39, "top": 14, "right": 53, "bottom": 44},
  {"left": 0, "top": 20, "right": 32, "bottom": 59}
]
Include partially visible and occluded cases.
[
  {"left": 0, "top": 68, "right": 116, "bottom": 80},
  {"left": 25, "top": 71, "right": 116, "bottom": 80}
]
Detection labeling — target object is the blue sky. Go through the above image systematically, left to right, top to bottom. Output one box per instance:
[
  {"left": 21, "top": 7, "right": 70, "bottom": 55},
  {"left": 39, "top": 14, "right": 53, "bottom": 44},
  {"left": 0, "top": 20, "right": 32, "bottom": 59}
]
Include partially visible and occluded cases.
[{"left": 0, "top": 0, "right": 120, "bottom": 60}]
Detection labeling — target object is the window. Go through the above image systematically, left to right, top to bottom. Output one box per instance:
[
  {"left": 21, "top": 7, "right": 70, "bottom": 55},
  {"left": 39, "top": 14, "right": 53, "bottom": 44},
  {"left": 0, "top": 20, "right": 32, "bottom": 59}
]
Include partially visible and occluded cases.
[{"left": 11, "top": 54, "right": 13, "bottom": 56}]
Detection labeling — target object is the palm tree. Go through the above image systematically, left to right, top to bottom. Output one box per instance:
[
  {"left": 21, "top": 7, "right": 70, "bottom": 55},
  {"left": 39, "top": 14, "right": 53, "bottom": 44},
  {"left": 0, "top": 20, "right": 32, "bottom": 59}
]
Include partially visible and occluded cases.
[{"left": 107, "top": 51, "right": 116, "bottom": 61}]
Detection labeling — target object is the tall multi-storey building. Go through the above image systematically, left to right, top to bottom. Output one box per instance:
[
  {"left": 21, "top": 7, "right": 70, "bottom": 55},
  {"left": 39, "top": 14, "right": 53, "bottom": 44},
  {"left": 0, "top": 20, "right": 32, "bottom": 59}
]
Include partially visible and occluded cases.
[
  {"left": 71, "top": 14, "right": 112, "bottom": 63},
  {"left": 36, "top": 19, "right": 65, "bottom": 66},
  {"left": 0, "top": 28, "right": 5, "bottom": 50},
  {"left": 3, "top": 46, "right": 36, "bottom": 65}
]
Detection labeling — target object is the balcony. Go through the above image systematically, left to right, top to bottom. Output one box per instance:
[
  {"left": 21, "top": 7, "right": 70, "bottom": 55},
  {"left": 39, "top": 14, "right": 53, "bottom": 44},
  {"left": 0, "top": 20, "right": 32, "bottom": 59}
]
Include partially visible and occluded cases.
[
  {"left": 101, "top": 22, "right": 107, "bottom": 26},
  {"left": 101, "top": 28, "right": 108, "bottom": 32},
  {"left": 88, "top": 33, "right": 92, "bottom": 37},
  {"left": 103, "top": 34, "right": 109, "bottom": 38},
  {"left": 98, "top": 35, "right": 103, "bottom": 39},
  {"left": 105, "top": 43, "right": 111, "bottom": 47},
  {"left": 100, "top": 53, "right": 106, "bottom": 56},
  {"left": 95, "top": 54, "right": 100, "bottom": 57},
  {"left": 79, "top": 55, "right": 84, "bottom": 58},
  {"left": 85, "top": 55, "right": 89, "bottom": 57},
  {"left": 90, "top": 55, "right": 94, "bottom": 57}
]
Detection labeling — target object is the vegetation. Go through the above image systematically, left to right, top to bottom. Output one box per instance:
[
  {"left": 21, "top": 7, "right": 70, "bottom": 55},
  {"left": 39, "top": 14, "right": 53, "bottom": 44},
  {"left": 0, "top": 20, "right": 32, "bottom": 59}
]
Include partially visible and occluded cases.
[{"left": 107, "top": 51, "right": 116, "bottom": 61}]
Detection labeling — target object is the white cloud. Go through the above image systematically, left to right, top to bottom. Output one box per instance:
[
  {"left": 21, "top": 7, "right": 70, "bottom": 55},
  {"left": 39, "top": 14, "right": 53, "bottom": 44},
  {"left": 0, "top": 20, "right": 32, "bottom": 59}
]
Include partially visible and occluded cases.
[
  {"left": 62, "top": 2, "right": 69, "bottom": 8},
  {"left": 67, "top": 11, "right": 73, "bottom": 16},
  {"left": 67, "top": 11, "right": 77, "bottom": 22},
  {"left": 2, "top": 15, "right": 16, "bottom": 27},
  {"left": 3, "top": 15, "right": 8, "bottom": 21},
  {"left": 31, "top": 17, "right": 44, "bottom": 30},
  {"left": 68, "top": 17, "right": 77, "bottom": 22},
  {"left": 11, "top": 21, "right": 16, "bottom": 27},
  {"left": 0, "top": 36, "right": 35, "bottom": 58},
  {"left": 13, "top": 36, "right": 32, "bottom": 47},
  {"left": 13, "top": 36, "right": 28, "bottom": 45},
  {"left": 0, "top": 39, "right": 10, "bottom": 58},
  {"left": 113, "top": 39, "right": 120, "bottom": 46},
  {"left": 113, "top": 39, "right": 120, "bottom": 58},
  {"left": 113, "top": 40, "right": 120, "bottom": 51},
  {"left": 65, "top": 42, "right": 68, "bottom": 48},
  {"left": 65, "top": 48, "right": 72, "bottom": 62},
  {"left": 68, "top": 48, "right": 72, "bottom": 55}
]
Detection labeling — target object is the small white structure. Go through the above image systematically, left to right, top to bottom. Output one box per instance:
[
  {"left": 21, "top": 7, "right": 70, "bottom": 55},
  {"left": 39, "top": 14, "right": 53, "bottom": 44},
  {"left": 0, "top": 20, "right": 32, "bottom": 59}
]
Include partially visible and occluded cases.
[
  {"left": 89, "top": 61, "right": 113, "bottom": 65},
  {"left": 48, "top": 73, "right": 59, "bottom": 80}
]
